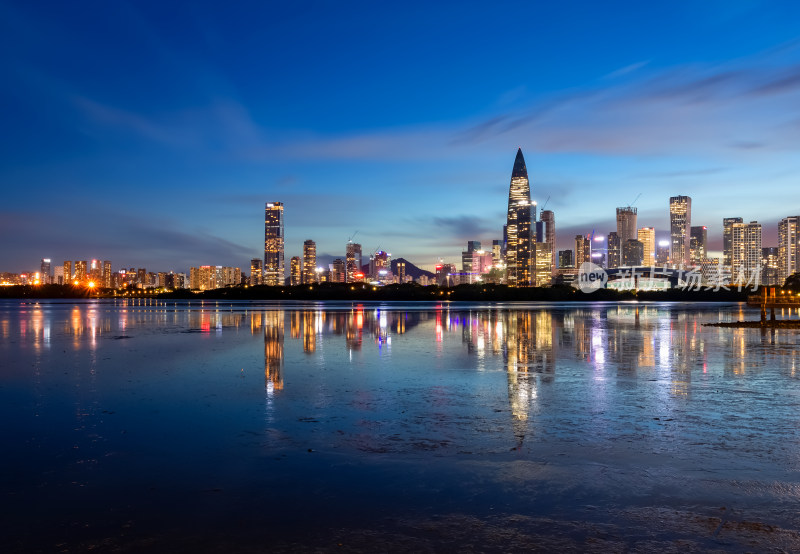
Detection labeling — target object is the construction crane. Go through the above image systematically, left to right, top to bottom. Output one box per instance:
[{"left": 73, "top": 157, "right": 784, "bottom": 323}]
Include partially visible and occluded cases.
[
  {"left": 628, "top": 192, "right": 641, "bottom": 208},
  {"left": 540, "top": 195, "right": 551, "bottom": 211},
  {"left": 347, "top": 230, "right": 359, "bottom": 243}
]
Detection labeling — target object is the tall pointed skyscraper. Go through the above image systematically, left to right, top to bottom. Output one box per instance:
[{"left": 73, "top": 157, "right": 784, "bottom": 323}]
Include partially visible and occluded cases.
[
  {"left": 505, "top": 148, "right": 533, "bottom": 286},
  {"left": 264, "top": 202, "right": 285, "bottom": 285}
]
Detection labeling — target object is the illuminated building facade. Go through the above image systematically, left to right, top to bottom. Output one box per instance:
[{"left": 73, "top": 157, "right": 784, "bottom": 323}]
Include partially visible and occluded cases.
[
  {"left": 505, "top": 148, "right": 533, "bottom": 286},
  {"left": 669, "top": 195, "right": 691, "bottom": 268},
  {"left": 264, "top": 202, "right": 285, "bottom": 286},
  {"left": 616, "top": 207, "right": 638, "bottom": 243},
  {"left": 539, "top": 210, "right": 556, "bottom": 276},
  {"left": 778, "top": 216, "right": 800, "bottom": 282},
  {"left": 723, "top": 217, "right": 743, "bottom": 272},
  {"left": 731, "top": 221, "right": 761, "bottom": 282},
  {"left": 689, "top": 226, "right": 707, "bottom": 266},
  {"left": 638, "top": 227, "right": 656, "bottom": 267},
  {"left": 607, "top": 232, "right": 620, "bottom": 269},
  {"left": 574, "top": 235, "right": 590, "bottom": 266},
  {"left": 622, "top": 239, "right": 644, "bottom": 267},
  {"left": 302, "top": 240, "right": 316, "bottom": 284},
  {"left": 345, "top": 242, "right": 362, "bottom": 282},
  {"left": 656, "top": 242, "right": 670, "bottom": 265},
  {"left": 534, "top": 243, "right": 552, "bottom": 286},
  {"left": 761, "top": 247, "right": 780, "bottom": 286},
  {"left": 369, "top": 250, "right": 391, "bottom": 280},
  {"left": 290, "top": 256, "right": 301, "bottom": 286},
  {"left": 250, "top": 258, "right": 263, "bottom": 285},
  {"left": 332, "top": 258, "right": 346, "bottom": 283},
  {"left": 39, "top": 259, "right": 51, "bottom": 284},
  {"left": 63, "top": 261, "right": 72, "bottom": 283},
  {"left": 75, "top": 261, "right": 87, "bottom": 282},
  {"left": 103, "top": 261, "right": 112, "bottom": 288},
  {"left": 396, "top": 261, "right": 406, "bottom": 283}
]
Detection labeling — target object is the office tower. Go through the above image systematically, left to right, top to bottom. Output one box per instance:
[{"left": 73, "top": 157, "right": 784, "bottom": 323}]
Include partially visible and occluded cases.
[
  {"left": 505, "top": 148, "right": 533, "bottom": 286},
  {"left": 669, "top": 196, "right": 692, "bottom": 267},
  {"left": 264, "top": 202, "right": 285, "bottom": 286},
  {"left": 616, "top": 207, "right": 638, "bottom": 243},
  {"left": 539, "top": 210, "right": 556, "bottom": 276},
  {"left": 778, "top": 216, "right": 800, "bottom": 283},
  {"left": 723, "top": 217, "right": 743, "bottom": 272},
  {"left": 731, "top": 221, "right": 761, "bottom": 282},
  {"left": 689, "top": 226, "right": 707, "bottom": 265},
  {"left": 637, "top": 228, "right": 656, "bottom": 267},
  {"left": 606, "top": 232, "right": 621, "bottom": 269},
  {"left": 575, "top": 235, "right": 590, "bottom": 266},
  {"left": 623, "top": 239, "right": 644, "bottom": 267},
  {"left": 302, "top": 240, "right": 317, "bottom": 284},
  {"left": 492, "top": 240, "right": 502, "bottom": 266},
  {"left": 345, "top": 241, "right": 362, "bottom": 282},
  {"left": 462, "top": 241, "right": 481, "bottom": 284},
  {"left": 656, "top": 242, "right": 670, "bottom": 265},
  {"left": 534, "top": 243, "right": 551, "bottom": 287},
  {"left": 762, "top": 247, "right": 780, "bottom": 286},
  {"left": 369, "top": 250, "right": 391, "bottom": 280},
  {"left": 557, "top": 250, "right": 574, "bottom": 269},
  {"left": 290, "top": 256, "right": 301, "bottom": 286},
  {"left": 250, "top": 258, "right": 263, "bottom": 285},
  {"left": 39, "top": 259, "right": 51, "bottom": 284},
  {"left": 90, "top": 259, "right": 101, "bottom": 282},
  {"left": 332, "top": 259, "right": 346, "bottom": 283},
  {"left": 63, "top": 261, "right": 72, "bottom": 283},
  {"left": 75, "top": 261, "right": 88, "bottom": 282},
  {"left": 103, "top": 261, "right": 112, "bottom": 288},
  {"left": 396, "top": 261, "right": 406, "bottom": 283},
  {"left": 435, "top": 262, "right": 456, "bottom": 286},
  {"left": 53, "top": 265, "right": 64, "bottom": 285},
  {"left": 189, "top": 267, "right": 200, "bottom": 290},
  {"left": 137, "top": 268, "right": 146, "bottom": 287},
  {"left": 157, "top": 272, "right": 167, "bottom": 288}
]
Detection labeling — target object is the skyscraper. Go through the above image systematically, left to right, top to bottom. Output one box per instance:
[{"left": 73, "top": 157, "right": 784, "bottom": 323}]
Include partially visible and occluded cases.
[
  {"left": 505, "top": 148, "right": 533, "bottom": 286},
  {"left": 669, "top": 196, "right": 691, "bottom": 268},
  {"left": 264, "top": 202, "right": 285, "bottom": 286},
  {"left": 616, "top": 207, "right": 638, "bottom": 244},
  {"left": 539, "top": 210, "right": 556, "bottom": 276},
  {"left": 778, "top": 216, "right": 800, "bottom": 283},
  {"left": 723, "top": 217, "right": 743, "bottom": 272},
  {"left": 731, "top": 221, "right": 762, "bottom": 282},
  {"left": 689, "top": 226, "right": 707, "bottom": 265},
  {"left": 637, "top": 228, "right": 655, "bottom": 266},
  {"left": 607, "top": 232, "right": 621, "bottom": 269},
  {"left": 575, "top": 235, "right": 590, "bottom": 266},
  {"left": 622, "top": 239, "right": 644, "bottom": 267},
  {"left": 302, "top": 240, "right": 317, "bottom": 284},
  {"left": 345, "top": 241, "right": 362, "bottom": 282},
  {"left": 762, "top": 247, "right": 780, "bottom": 286},
  {"left": 290, "top": 256, "right": 302, "bottom": 286},
  {"left": 250, "top": 258, "right": 263, "bottom": 285},
  {"left": 40, "top": 259, "right": 51, "bottom": 284},
  {"left": 332, "top": 259, "right": 346, "bottom": 283},
  {"left": 75, "top": 260, "right": 87, "bottom": 282},
  {"left": 103, "top": 260, "right": 112, "bottom": 288},
  {"left": 63, "top": 261, "right": 72, "bottom": 283}
]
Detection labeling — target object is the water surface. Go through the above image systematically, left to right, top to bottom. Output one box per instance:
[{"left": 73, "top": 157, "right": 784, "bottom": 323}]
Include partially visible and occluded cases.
[{"left": 2, "top": 300, "right": 800, "bottom": 552}]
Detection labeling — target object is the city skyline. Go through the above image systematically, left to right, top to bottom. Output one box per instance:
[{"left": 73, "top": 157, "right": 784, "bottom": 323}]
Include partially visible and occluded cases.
[{"left": 2, "top": 2, "right": 800, "bottom": 272}]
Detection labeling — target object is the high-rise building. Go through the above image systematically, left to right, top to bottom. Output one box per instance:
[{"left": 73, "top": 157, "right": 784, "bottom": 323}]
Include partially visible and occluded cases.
[
  {"left": 505, "top": 148, "right": 533, "bottom": 286},
  {"left": 669, "top": 196, "right": 691, "bottom": 267},
  {"left": 264, "top": 202, "right": 285, "bottom": 286},
  {"left": 616, "top": 207, "right": 638, "bottom": 244},
  {"left": 539, "top": 210, "right": 556, "bottom": 276},
  {"left": 778, "top": 216, "right": 800, "bottom": 283},
  {"left": 723, "top": 217, "right": 743, "bottom": 272},
  {"left": 730, "top": 221, "right": 762, "bottom": 283},
  {"left": 689, "top": 226, "right": 707, "bottom": 265},
  {"left": 637, "top": 228, "right": 655, "bottom": 267},
  {"left": 607, "top": 232, "right": 620, "bottom": 269},
  {"left": 575, "top": 235, "right": 590, "bottom": 266},
  {"left": 622, "top": 239, "right": 644, "bottom": 267},
  {"left": 302, "top": 240, "right": 317, "bottom": 284},
  {"left": 492, "top": 240, "right": 502, "bottom": 266},
  {"left": 462, "top": 241, "right": 481, "bottom": 284},
  {"left": 345, "top": 242, "right": 362, "bottom": 282},
  {"left": 656, "top": 242, "right": 670, "bottom": 265},
  {"left": 533, "top": 243, "right": 552, "bottom": 287},
  {"left": 762, "top": 247, "right": 780, "bottom": 286},
  {"left": 369, "top": 250, "right": 391, "bottom": 281},
  {"left": 557, "top": 250, "right": 574, "bottom": 269},
  {"left": 290, "top": 256, "right": 302, "bottom": 286},
  {"left": 250, "top": 258, "right": 263, "bottom": 285},
  {"left": 39, "top": 259, "right": 51, "bottom": 284},
  {"left": 90, "top": 259, "right": 101, "bottom": 283},
  {"left": 332, "top": 259, "right": 346, "bottom": 283},
  {"left": 63, "top": 261, "right": 72, "bottom": 283},
  {"left": 75, "top": 261, "right": 88, "bottom": 282},
  {"left": 103, "top": 261, "right": 112, "bottom": 288},
  {"left": 396, "top": 261, "right": 406, "bottom": 283},
  {"left": 53, "top": 265, "right": 64, "bottom": 285},
  {"left": 189, "top": 267, "right": 201, "bottom": 290},
  {"left": 137, "top": 268, "right": 147, "bottom": 287}
]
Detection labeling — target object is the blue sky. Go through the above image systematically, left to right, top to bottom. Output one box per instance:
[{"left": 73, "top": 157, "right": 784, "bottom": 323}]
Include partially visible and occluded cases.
[{"left": 2, "top": 0, "right": 800, "bottom": 273}]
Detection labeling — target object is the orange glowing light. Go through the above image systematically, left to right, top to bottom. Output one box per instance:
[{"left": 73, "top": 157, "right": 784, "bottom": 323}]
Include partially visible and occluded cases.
[{"left": 88, "top": 281, "right": 96, "bottom": 288}]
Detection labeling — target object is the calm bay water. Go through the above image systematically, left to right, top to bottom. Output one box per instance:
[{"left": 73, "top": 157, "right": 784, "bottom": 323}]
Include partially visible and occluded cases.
[{"left": 2, "top": 300, "right": 800, "bottom": 552}]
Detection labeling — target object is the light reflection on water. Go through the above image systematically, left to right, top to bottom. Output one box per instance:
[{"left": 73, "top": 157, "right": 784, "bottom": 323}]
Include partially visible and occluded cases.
[{"left": 2, "top": 299, "right": 800, "bottom": 550}]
